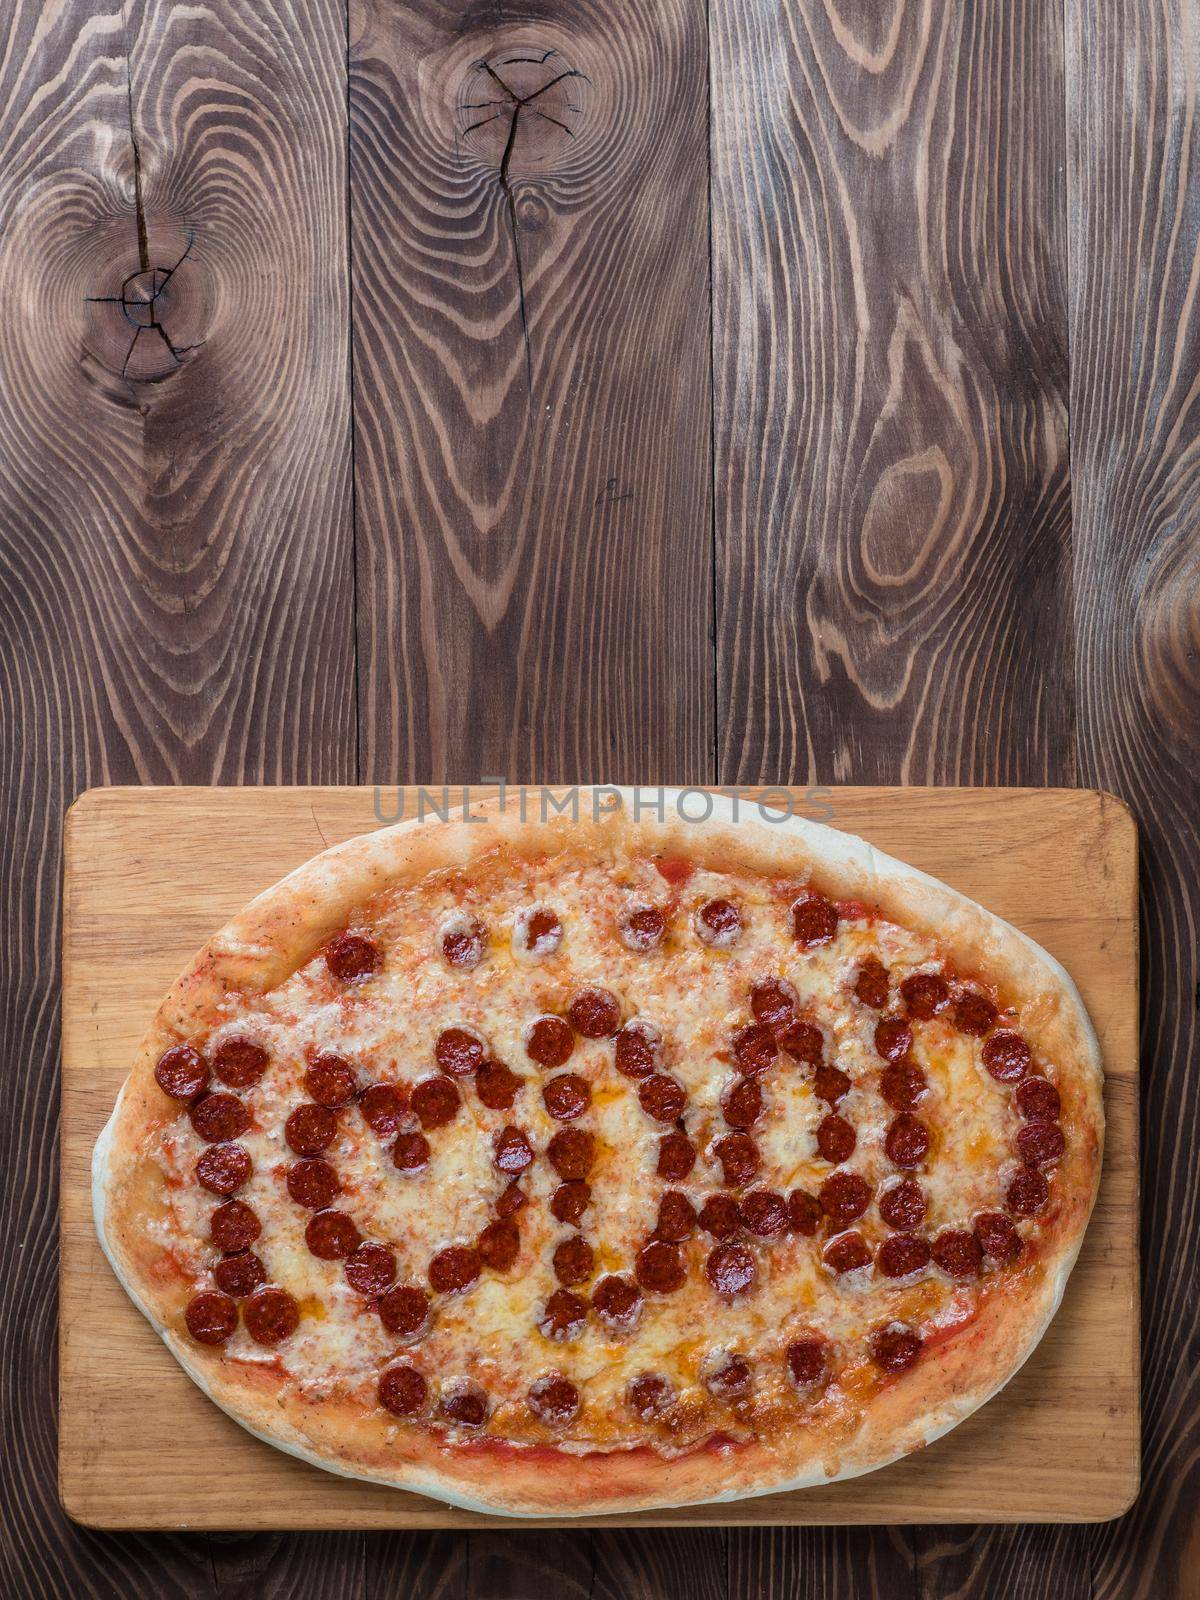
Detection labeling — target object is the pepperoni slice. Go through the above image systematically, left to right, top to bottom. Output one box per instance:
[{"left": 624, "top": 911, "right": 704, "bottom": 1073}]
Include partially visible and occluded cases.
[
  {"left": 792, "top": 891, "right": 838, "bottom": 946},
  {"left": 696, "top": 898, "right": 742, "bottom": 947},
  {"left": 619, "top": 904, "right": 667, "bottom": 951},
  {"left": 514, "top": 906, "right": 563, "bottom": 957},
  {"left": 441, "top": 916, "right": 486, "bottom": 969},
  {"left": 325, "top": 932, "right": 380, "bottom": 984},
  {"left": 854, "top": 958, "right": 890, "bottom": 1009},
  {"left": 900, "top": 972, "right": 950, "bottom": 1020},
  {"left": 750, "top": 977, "right": 796, "bottom": 1026},
  {"left": 568, "top": 987, "right": 621, "bottom": 1038},
  {"left": 954, "top": 989, "right": 997, "bottom": 1036},
  {"left": 526, "top": 1015, "right": 574, "bottom": 1068},
  {"left": 873, "top": 1018, "right": 913, "bottom": 1063},
  {"left": 614, "top": 1019, "right": 660, "bottom": 1079},
  {"left": 778, "top": 1019, "right": 824, "bottom": 1065},
  {"left": 732, "top": 1023, "right": 777, "bottom": 1076},
  {"left": 434, "top": 1027, "right": 485, "bottom": 1077},
  {"left": 983, "top": 1031, "right": 1032, "bottom": 1082},
  {"left": 212, "top": 1038, "right": 269, "bottom": 1090},
  {"left": 155, "top": 1044, "right": 208, "bottom": 1100},
  {"left": 304, "top": 1053, "right": 356, "bottom": 1107},
  {"left": 475, "top": 1059, "right": 522, "bottom": 1110},
  {"left": 880, "top": 1061, "right": 928, "bottom": 1112},
  {"left": 812, "top": 1063, "right": 851, "bottom": 1106},
  {"left": 543, "top": 1073, "right": 591, "bottom": 1121},
  {"left": 638, "top": 1073, "right": 687, "bottom": 1123},
  {"left": 412, "top": 1076, "right": 460, "bottom": 1129},
  {"left": 1016, "top": 1076, "right": 1061, "bottom": 1121},
  {"left": 722, "top": 1077, "right": 763, "bottom": 1130},
  {"left": 359, "top": 1083, "right": 406, "bottom": 1136},
  {"left": 190, "top": 1092, "right": 249, "bottom": 1144},
  {"left": 285, "top": 1102, "right": 337, "bottom": 1156},
  {"left": 816, "top": 1113, "right": 856, "bottom": 1164},
  {"left": 885, "top": 1113, "right": 930, "bottom": 1168},
  {"left": 1017, "top": 1121, "right": 1065, "bottom": 1167},
  {"left": 493, "top": 1124, "right": 534, "bottom": 1173},
  {"left": 547, "top": 1128, "right": 594, "bottom": 1181},
  {"left": 392, "top": 1132, "right": 431, "bottom": 1175},
  {"left": 657, "top": 1132, "right": 696, "bottom": 1180},
  {"left": 713, "top": 1132, "right": 759, "bottom": 1188},
  {"left": 195, "top": 1143, "right": 251, "bottom": 1195},
  {"left": 1007, "top": 1165, "right": 1049, "bottom": 1215},
  {"left": 818, "top": 1170, "right": 872, "bottom": 1224},
  {"left": 878, "top": 1178, "right": 927, "bottom": 1230},
  {"left": 496, "top": 1180, "right": 528, "bottom": 1217},
  {"left": 550, "top": 1181, "right": 591, "bottom": 1225},
  {"left": 740, "top": 1189, "right": 786, "bottom": 1238},
  {"left": 787, "top": 1189, "right": 821, "bottom": 1236},
  {"left": 655, "top": 1190, "right": 696, "bottom": 1242},
  {"left": 700, "top": 1193, "right": 742, "bottom": 1239},
  {"left": 210, "top": 1199, "right": 260, "bottom": 1252},
  {"left": 305, "top": 1209, "right": 361, "bottom": 1260},
  {"left": 975, "top": 1211, "right": 1023, "bottom": 1263},
  {"left": 478, "top": 1217, "right": 521, "bottom": 1272},
  {"left": 932, "top": 1228, "right": 982, "bottom": 1278},
  {"left": 823, "top": 1231, "right": 872, "bottom": 1273},
  {"left": 878, "top": 1233, "right": 931, "bottom": 1279},
  {"left": 553, "top": 1236, "right": 594, "bottom": 1287},
  {"left": 635, "top": 1240, "right": 687, "bottom": 1294},
  {"left": 345, "top": 1242, "right": 398, "bottom": 1298},
  {"left": 705, "top": 1243, "right": 755, "bottom": 1297},
  {"left": 429, "top": 1245, "right": 480, "bottom": 1296},
  {"left": 214, "top": 1251, "right": 267, "bottom": 1298},
  {"left": 592, "top": 1274, "right": 642, "bottom": 1329},
  {"left": 379, "top": 1283, "right": 431, "bottom": 1339},
  {"left": 243, "top": 1286, "right": 300, "bottom": 1345},
  {"left": 539, "top": 1288, "right": 587, "bottom": 1341},
  {"left": 185, "top": 1289, "right": 238, "bottom": 1345},
  {"left": 870, "top": 1324, "right": 922, "bottom": 1373},
  {"left": 786, "top": 1338, "right": 827, "bottom": 1387},
  {"left": 706, "top": 1354, "right": 752, "bottom": 1398},
  {"left": 379, "top": 1364, "right": 427, "bottom": 1417},
  {"left": 528, "top": 1373, "right": 580, "bottom": 1425},
  {"left": 627, "top": 1373, "right": 675, "bottom": 1421},
  {"left": 439, "top": 1382, "right": 489, "bottom": 1427}
]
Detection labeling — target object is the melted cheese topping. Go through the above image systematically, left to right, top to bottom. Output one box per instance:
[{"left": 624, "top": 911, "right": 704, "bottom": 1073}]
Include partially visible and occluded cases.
[{"left": 151, "top": 848, "right": 1060, "bottom": 1458}]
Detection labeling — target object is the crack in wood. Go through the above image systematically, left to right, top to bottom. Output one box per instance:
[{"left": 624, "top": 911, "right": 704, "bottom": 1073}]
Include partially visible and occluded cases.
[
  {"left": 470, "top": 52, "right": 588, "bottom": 395},
  {"left": 86, "top": 233, "right": 202, "bottom": 381}
]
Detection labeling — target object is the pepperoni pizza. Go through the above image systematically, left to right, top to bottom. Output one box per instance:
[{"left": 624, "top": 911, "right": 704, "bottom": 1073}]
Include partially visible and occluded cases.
[{"left": 94, "top": 791, "right": 1103, "bottom": 1515}]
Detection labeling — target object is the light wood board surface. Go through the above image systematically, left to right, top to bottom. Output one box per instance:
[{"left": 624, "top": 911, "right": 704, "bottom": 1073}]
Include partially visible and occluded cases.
[{"left": 60, "top": 786, "right": 1139, "bottom": 1529}]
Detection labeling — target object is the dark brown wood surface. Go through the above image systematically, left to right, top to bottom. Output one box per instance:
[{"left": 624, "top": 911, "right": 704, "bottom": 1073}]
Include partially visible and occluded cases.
[{"left": 0, "top": 0, "right": 1194, "bottom": 1592}]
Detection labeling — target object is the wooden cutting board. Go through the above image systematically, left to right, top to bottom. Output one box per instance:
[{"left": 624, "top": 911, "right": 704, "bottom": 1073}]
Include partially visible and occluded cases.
[{"left": 59, "top": 786, "right": 1140, "bottom": 1529}]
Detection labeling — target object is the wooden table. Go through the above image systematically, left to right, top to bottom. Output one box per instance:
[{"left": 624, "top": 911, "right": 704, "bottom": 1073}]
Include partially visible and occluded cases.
[{"left": 0, "top": 2, "right": 1194, "bottom": 1597}]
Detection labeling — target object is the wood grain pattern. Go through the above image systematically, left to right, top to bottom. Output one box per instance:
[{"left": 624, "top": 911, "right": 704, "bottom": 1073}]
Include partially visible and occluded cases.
[
  {"left": 0, "top": 0, "right": 356, "bottom": 1594},
  {"left": 346, "top": 0, "right": 713, "bottom": 784},
  {"left": 710, "top": 0, "right": 1072, "bottom": 789},
  {"left": 1066, "top": 3, "right": 1200, "bottom": 1598},
  {"left": 59, "top": 786, "right": 1137, "bottom": 1530}
]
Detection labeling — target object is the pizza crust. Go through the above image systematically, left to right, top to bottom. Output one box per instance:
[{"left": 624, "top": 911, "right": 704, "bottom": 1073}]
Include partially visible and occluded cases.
[{"left": 93, "top": 789, "right": 1104, "bottom": 1516}]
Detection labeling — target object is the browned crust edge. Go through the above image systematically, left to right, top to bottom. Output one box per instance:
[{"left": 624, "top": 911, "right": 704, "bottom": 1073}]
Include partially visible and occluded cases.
[{"left": 93, "top": 789, "right": 1104, "bottom": 1516}]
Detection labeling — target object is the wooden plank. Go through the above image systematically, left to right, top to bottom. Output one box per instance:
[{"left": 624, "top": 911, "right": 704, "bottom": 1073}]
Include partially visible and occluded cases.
[
  {"left": 0, "top": 0, "right": 356, "bottom": 1593},
  {"left": 346, "top": 0, "right": 713, "bottom": 784},
  {"left": 710, "top": 0, "right": 1073, "bottom": 789},
  {"left": 708, "top": 1, "right": 1083, "bottom": 1593},
  {"left": 1065, "top": 1, "right": 1200, "bottom": 1595},
  {"left": 59, "top": 786, "right": 1137, "bottom": 1531}
]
